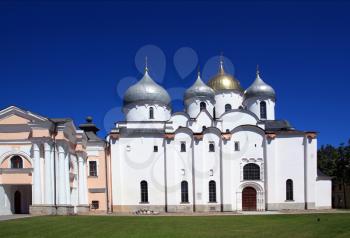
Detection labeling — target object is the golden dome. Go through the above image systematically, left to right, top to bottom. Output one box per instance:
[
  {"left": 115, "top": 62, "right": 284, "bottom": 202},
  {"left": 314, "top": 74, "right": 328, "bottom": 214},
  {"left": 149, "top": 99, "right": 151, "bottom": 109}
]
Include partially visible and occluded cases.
[{"left": 208, "top": 60, "right": 243, "bottom": 93}]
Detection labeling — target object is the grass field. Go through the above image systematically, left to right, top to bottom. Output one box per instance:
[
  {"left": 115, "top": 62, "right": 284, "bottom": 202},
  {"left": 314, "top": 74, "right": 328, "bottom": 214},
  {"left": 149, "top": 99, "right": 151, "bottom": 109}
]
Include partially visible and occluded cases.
[{"left": 0, "top": 213, "right": 350, "bottom": 238}]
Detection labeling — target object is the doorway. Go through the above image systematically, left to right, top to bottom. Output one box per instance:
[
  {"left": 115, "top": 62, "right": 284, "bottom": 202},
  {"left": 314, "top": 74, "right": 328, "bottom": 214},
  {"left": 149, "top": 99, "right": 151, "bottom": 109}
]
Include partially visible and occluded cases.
[
  {"left": 242, "top": 187, "right": 257, "bottom": 211},
  {"left": 14, "top": 191, "right": 21, "bottom": 214}
]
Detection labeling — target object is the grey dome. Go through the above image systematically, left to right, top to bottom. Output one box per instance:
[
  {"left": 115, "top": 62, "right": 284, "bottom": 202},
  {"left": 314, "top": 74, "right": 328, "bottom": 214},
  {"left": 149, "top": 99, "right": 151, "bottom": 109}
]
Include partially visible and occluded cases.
[
  {"left": 123, "top": 71, "right": 171, "bottom": 107},
  {"left": 244, "top": 72, "right": 276, "bottom": 100},
  {"left": 184, "top": 74, "right": 215, "bottom": 104}
]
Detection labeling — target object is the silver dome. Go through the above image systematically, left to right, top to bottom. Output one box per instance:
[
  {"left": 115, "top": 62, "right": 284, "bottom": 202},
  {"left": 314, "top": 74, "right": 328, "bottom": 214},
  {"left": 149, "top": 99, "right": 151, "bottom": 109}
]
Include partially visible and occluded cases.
[
  {"left": 123, "top": 71, "right": 171, "bottom": 107},
  {"left": 244, "top": 71, "right": 276, "bottom": 100},
  {"left": 184, "top": 73, "right": 215, "bottom": 104}
]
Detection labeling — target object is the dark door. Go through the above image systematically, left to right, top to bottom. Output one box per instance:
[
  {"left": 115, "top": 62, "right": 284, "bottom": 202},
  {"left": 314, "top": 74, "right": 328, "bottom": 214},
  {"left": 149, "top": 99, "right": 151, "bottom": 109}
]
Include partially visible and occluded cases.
[
  {"left": 242, "top": 187, "right": 257, "bottom": 211},
  {"left": 14, "top": 191, "right": 21, "bottom": 214}
]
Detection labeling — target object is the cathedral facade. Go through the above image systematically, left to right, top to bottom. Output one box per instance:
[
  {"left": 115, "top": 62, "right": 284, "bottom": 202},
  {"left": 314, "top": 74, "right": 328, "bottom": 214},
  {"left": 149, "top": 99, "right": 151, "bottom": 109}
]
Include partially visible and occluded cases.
[{"left": 0, "top": 60, "right": 331, "bottom": 215}]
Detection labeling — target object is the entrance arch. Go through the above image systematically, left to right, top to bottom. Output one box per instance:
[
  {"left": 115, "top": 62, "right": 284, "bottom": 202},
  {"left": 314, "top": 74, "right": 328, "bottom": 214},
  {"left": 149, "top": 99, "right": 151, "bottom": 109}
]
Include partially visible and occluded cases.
[
  {"left": 242, "top": 187, "right": 257, "bottom": 211},
  {"left": 14, "top": 191, "right": 21, "bottom": 214}
]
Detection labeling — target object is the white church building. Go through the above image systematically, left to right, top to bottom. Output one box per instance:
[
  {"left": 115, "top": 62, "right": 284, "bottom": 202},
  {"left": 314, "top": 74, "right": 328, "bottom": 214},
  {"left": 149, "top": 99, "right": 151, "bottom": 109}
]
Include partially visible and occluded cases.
[
  {"left": 0, "top": 58, "right": 331, "bottom": 215},
  {"left": 109, "top": 60, "right": 331, "bottom": 212}
]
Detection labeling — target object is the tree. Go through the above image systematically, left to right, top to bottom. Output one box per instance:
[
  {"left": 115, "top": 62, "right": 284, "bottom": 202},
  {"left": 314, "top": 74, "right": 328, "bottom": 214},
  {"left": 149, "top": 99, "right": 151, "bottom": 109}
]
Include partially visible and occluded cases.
[{"left": 318, "top": 139, "right": 350, "bottom": 208}]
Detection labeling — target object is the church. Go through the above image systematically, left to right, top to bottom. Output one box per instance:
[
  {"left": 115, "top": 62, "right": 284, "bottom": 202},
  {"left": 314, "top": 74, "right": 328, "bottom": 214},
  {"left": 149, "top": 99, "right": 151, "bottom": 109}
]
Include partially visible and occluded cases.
[{"left": 0, "top": 58, "right": 332, "bottom": 215}]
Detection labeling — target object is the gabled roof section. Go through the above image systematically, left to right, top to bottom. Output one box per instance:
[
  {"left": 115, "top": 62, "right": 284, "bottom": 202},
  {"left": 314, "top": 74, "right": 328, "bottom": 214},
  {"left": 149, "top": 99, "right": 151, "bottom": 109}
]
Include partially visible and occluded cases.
[
  {"left": 0, "top": 105, "right": 48, "bottom": 124},
  {"left": 194, "top": 108, "right": 213, "bottom": 121}
]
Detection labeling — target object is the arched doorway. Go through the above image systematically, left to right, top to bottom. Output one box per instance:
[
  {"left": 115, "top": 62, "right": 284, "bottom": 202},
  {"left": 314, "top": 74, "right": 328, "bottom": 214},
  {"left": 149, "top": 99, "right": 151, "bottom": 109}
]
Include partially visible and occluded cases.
[
  {"left": 242, "top": 187, "right": 257, "bottom": 211},
  {"left": 14, "top": 191, "right": 21, "bottom": 214}
]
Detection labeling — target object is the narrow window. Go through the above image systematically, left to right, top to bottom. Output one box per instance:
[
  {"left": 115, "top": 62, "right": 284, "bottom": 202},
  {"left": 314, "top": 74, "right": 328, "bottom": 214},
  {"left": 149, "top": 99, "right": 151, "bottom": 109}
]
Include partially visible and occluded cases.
[
  {"left": 260, "top": 101, "right": 267, "bottom": 119},
  {"left": 200, "top": 102, "right": 206, "bottom": 110},
  {"left": 225, "top": 104, "right": 232, "bottom": 112},
  {"left": 149, "top": 107, "right": 154, "bottom": 119},
  {"left": 213, "top": 107, "right": 216, "bottom": 119},
  {"left": 234, "top": 141, "right": 240, "bottom": 151},
  {"left": 180, "top": 142, "right": 186, "bottom": 152},
  {"left": 209, "top": 143, "right": 215, "bottom": 152},
  {"left": 153, "top": 145, "right": 158, "bottom": 152},
  {"left": 11, "top": 156, "right": 23, "bottom": 169},
  {"left": 89, "top": 161, "right": 97, "bottom": 176},
  {"left": 243, "top": 163, "right": 260, "bottom": 180},
  {"left": 286, "top": 179, "right": 294, "bottom": 201},
  {"left": 140, "top": 180, "right": 148, "bottom": 203},
  {"left": 209, "top": 180, "right": 216, "bottom": 202},
  {"left": 181, "top": 181, "right": 189, "bottom": 203},
  {"left": 91, "top": 200, "right": 99, "bottom": 209}
]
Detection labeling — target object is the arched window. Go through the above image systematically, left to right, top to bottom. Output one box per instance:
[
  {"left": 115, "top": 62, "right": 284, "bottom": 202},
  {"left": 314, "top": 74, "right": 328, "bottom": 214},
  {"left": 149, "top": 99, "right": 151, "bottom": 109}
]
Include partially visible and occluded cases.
[
  {"left": 260, "top": 101, "right": 267, "bottom": 119},
  {"left": 200, "top": 102, "right": 206, "bottom": 111},
  {"left": 225, "top": 104, "right": 232, "bottom": 112},
  {"left": 149, "top": 107, "right": 154, "bottom": 119},
  {"left": 180, "top": 142, "right": 186, "bottom": 152},
  {"left": 209, "top": 143, "right": 215, "bottom": 152},
  {"left": 11, "top": 156, "right": 23, "bottom": 169},
  {"left": 243, "top": 163, "right": 260, "bottom": 180},
  {"left": 286, "top": 179, "right": 294, "bottom": 201},
  {"left": 140, "top": 180, "right": 148, "bottom": 203},
  {"left": 209, "top": 180, "right": 216, "bottom": 202},
  {"left": 181, "top": 181, "right": 189, "bottom": 203}
]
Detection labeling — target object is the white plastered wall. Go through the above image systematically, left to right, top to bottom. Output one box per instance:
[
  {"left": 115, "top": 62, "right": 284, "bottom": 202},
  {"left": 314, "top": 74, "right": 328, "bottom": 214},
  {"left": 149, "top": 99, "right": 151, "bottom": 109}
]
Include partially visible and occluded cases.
[
  {"left": 214, "top": 92, "right": 243, "bottom": 117},
  {"left": 124, "top": 103, "right": 171, "bottom": 121}
]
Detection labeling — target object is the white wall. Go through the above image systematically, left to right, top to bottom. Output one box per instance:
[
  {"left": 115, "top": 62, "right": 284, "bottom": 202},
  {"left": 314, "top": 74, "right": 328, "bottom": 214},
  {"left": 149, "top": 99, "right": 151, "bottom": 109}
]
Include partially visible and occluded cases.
[
  {"left": 214, "top": 92, "right": 243, "bottom": 117},
  {"left": 244, "top": 97, "right": 275, "bottom": 120},
  {"left": 186, "top": 98, "right": 214, "bottom": 118},
  {"left": 124, "top": 103, "right": 171, "bottom": 121},
  {"left": 188, "top": 111, "right": 213, "bottom": 133},
  {"left": 220, "top": 111, "right": 259, "bottom": 132},
  {"left": 168, "top": 113, "right": 189, "bottom": 132},
  {"left": 227, "top": 126, "right": 265, "bottom": 211},
  {"left": 165, "top": 130, "right": 193, "bottom": 210},
  {"left": 194, "top": 132, "right": 221, "bottom": 208},
  {"left": 111, "top": 135, "right": 166, "bottom": 209},
  {"left": 274, "top": 136, "right": 305, "bottom": 207},
  {"left": 305, "top": 137, "right": 317, "bottom": 208},
  {"left": 315, "top": 180, "right": 332, "bottom": 209}
]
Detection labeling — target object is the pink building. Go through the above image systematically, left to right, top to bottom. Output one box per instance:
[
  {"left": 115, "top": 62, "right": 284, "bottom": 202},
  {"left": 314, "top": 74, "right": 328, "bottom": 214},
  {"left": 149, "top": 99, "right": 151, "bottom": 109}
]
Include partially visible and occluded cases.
[{"left": 0, "top": 106, "right": 111, "bottom": 215}]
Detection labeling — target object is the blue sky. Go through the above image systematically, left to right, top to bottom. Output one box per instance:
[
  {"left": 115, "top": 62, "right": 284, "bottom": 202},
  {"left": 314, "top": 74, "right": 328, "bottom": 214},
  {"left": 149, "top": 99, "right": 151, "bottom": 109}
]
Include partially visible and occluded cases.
[{"left": 0, "top": 0, "right": 349, "bottom": 147}]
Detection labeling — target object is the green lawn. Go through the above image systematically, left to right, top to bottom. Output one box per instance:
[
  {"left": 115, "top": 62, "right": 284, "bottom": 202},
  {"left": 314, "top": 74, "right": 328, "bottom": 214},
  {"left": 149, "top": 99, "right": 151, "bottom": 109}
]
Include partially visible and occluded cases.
[{"left": 0, "top": 213, "right": 350, "bottom": 238}]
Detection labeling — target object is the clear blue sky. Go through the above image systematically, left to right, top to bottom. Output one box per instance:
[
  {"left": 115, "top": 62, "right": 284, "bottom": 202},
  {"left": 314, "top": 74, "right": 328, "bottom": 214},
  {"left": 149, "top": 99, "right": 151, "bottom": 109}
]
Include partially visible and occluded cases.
[{"left": 0, "top": 0, "right": 349, "bottom": 147}]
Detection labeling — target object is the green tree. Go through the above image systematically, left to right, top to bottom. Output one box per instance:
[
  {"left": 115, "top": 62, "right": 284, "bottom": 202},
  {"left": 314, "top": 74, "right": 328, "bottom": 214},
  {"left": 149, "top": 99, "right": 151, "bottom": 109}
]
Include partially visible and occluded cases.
[{"left": 318, "top": 139, "right": 350, "bottom": 208}]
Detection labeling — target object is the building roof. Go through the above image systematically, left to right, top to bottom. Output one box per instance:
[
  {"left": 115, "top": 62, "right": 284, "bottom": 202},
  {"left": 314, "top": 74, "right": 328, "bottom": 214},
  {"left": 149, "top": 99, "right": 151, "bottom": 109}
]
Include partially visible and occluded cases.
[
  {"left": 207, "top": 59, "right": 243, "bottom": 93},
  {"left": 123, "top": 70, "right": 171, "bottom": 107},
  {"left": 244, "top": 70, "right": 276, "bottom": 100},
  {"left": 184, "top": 73, "right": 215, "bottom": 104},
  {"left": 263, "top": 120, "right": 294, "bottom": 131}
]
